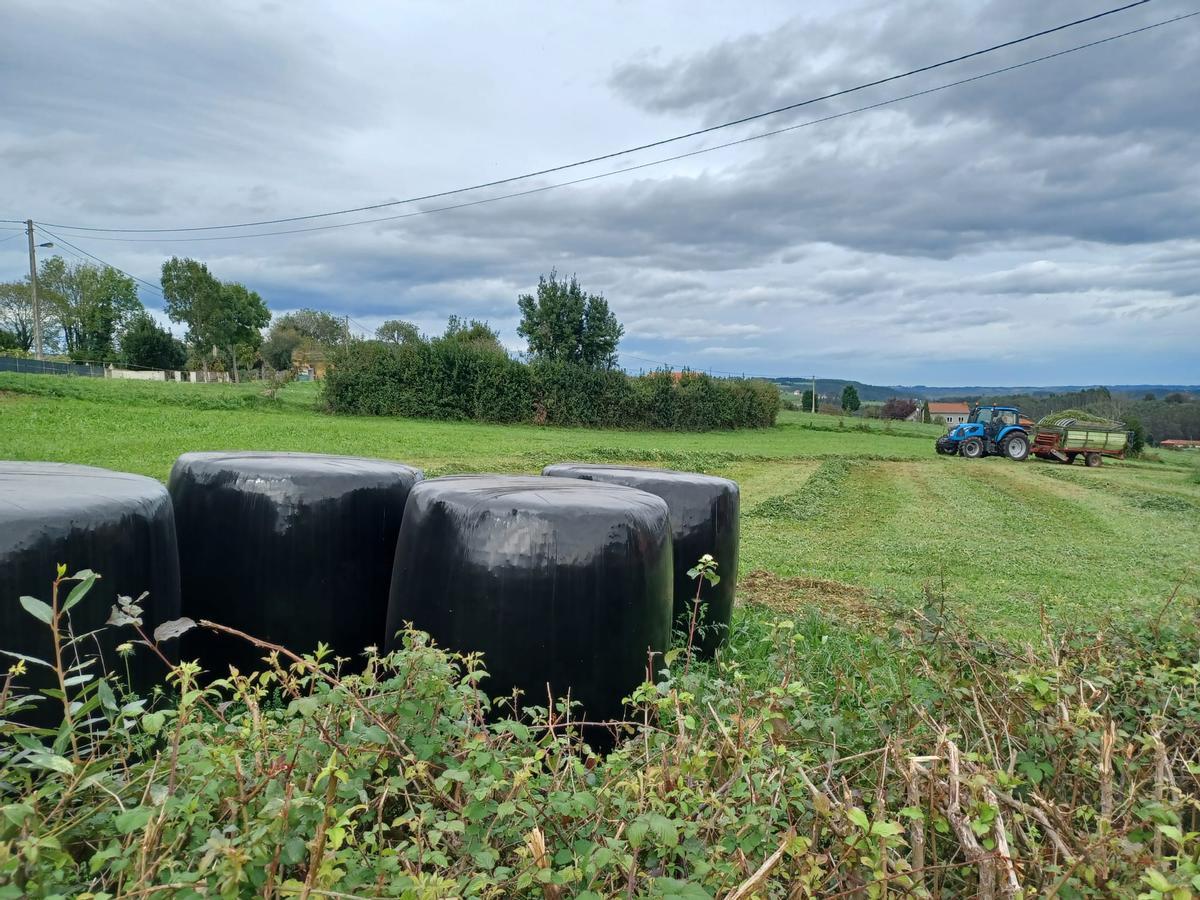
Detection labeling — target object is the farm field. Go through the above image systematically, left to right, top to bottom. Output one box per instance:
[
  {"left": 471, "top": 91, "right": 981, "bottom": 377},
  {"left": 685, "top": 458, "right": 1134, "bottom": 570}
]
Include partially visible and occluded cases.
[{"left": 3, "top": 372, "right": 1196, "bottom": 637}]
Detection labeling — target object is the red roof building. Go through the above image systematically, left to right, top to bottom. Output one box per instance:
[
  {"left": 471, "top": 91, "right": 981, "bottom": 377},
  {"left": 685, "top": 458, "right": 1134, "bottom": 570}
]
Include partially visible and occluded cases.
[{"left": 928, "top": 401, "right": 971, "bottom": 425}]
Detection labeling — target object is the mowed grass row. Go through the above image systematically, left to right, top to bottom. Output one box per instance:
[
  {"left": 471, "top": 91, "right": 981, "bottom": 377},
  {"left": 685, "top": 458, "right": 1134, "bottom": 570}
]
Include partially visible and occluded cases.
[
  {"left": 2, "top": 373, "right": 1196, "bottom": 636},
  {"left": 737, "top": 455, "right": 1199, "bottom": 633}
]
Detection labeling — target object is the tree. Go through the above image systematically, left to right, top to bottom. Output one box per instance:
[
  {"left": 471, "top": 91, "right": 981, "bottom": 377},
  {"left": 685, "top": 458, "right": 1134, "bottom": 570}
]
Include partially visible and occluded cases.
[
  {"left": 161, "top": 257, "right": 270, "bottom": 382},
  {"left": 34, "top": 258, "right": 141, "bottom": 361},
  {"left": 516, "top": 271, "right": 623, "bottom": 368},
  {"left": 0, "top": 281, "right": 52, "bottom": 353},
  {"left": 273, "top": 308, "right": 349, "bottom": 346},
  {"left": 120, "top": 313, "right": 187, "bottom": 370},
  {"left": 441, "top": 315, "right": 503, "bottom": 352},
  {"left": 376, "top": 319, "right": 421, "bottom": 346},
  {"left": 260, "top": 326, "right": 304, "bottom": 371},
  {"left": 0, "top": 327, "right": 17, "bottom": 351},
  {"left": 841, "top": 384, "right": 861, "bottom": 413},
  {"left": 800, "top": 389, "right": 815, "bottom": 412},
  {"left": 881, "top": 398, "right": 918, "bottom": 420},
  {"left": 1125, "top": 415, "right": 1146, "bottom": 456}
]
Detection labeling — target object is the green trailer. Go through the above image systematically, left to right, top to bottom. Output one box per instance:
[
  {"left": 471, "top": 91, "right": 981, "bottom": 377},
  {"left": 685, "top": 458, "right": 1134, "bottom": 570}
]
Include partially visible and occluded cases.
[{"left": 1031, "top": 414, "right": 1128, "bottom": 467}]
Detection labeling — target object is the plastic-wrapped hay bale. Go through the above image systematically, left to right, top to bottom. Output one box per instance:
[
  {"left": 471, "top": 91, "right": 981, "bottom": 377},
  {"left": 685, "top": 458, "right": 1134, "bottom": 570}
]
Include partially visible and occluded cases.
[
  {"left": 169, "top": 452, "right": 423, "bottom": 675},
  {"left": 0, "top": 462, "right": 181, "bottom": 720},
  {"left": 542, "top": 463, "right": 739, "bottom": 657},
  {"left": 385, "top": 476, "right": 673, "bottom": 724}
]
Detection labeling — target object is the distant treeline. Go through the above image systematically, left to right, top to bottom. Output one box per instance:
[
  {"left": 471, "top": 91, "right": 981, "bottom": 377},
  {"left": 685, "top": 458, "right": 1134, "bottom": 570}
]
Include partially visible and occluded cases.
[
  {"left": 324, "top": 339, "right": 780, "bottom": 430},
  {"left": 974, "top": 387, "right": 1200, "bottom": 443}
]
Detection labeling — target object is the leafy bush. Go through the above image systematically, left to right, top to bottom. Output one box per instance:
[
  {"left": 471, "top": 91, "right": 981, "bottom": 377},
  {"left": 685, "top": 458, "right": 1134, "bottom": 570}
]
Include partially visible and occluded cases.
[
  {"left": 324, "top": 340, "right": 778, "bottom": 431},
  {"left": 4, "top": 565, "right": 1200, "bottom": 897}
]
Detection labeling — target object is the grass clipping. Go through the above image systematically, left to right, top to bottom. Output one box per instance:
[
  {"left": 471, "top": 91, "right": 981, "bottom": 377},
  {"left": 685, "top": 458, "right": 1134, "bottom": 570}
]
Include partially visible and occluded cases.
[{"left": 1038, "top": 408, "right": 1123, "bottom": 429}]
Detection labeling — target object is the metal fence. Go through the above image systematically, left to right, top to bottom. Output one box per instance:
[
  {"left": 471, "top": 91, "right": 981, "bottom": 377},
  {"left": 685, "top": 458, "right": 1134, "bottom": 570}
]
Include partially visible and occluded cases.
[{"left": 0, "top": 356, "right": 106, "bottom": 378}]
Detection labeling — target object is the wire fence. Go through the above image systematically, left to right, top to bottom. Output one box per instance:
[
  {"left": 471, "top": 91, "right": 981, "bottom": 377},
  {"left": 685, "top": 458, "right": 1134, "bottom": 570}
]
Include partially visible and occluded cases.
[{"left": 0, "top": 356, "right": 106, "bottom": 378}]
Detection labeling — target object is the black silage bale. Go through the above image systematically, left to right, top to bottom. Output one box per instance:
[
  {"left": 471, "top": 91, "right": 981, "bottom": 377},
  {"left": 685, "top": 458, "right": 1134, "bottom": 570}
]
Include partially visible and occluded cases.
[
  {"left": 168, "top": 452, "right": 423, "bottom": 675},
  {"left": 0, "top": 462, "right": 181, "bottom": 719},
  {"left": 541, "top": 463, "right": 739, "bottom": 657},
  {"left": 385, "top": 475, "right": 673, "bottom": 724}
]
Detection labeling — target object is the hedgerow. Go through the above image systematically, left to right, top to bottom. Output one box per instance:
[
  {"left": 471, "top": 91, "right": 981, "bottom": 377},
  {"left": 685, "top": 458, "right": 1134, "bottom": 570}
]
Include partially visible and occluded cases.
[
  {"left": 322, "top": 340, "right": 779, "bottom": 430},
  {"left": 3, "top": 566, "right": 1199, "bottom": 897}
]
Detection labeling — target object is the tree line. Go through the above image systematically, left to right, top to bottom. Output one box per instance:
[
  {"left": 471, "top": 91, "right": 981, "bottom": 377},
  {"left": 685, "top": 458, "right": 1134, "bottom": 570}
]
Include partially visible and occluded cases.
[{"left": 325, "top": 271, "right": 777, "bottom": 430}]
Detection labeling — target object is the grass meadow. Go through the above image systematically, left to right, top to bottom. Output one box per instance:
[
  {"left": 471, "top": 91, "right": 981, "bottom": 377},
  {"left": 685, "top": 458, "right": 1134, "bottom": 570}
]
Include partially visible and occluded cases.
[{"left": 3, "top": 372, "right": 1196, "bottom": 636}]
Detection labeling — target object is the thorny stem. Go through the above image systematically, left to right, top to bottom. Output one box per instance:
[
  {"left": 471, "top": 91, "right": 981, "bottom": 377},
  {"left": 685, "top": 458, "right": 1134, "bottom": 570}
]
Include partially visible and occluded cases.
[
  {"left": 683, "top": 573, "right": 706, "bottom": 677},
  {"left": 50, "top": 576, "right": 80, "bottom": 760}
]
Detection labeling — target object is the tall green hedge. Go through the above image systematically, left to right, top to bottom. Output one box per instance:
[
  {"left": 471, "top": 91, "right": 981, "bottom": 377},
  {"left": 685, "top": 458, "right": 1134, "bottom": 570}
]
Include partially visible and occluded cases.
[{"left": 323, "top": 340, "right": 778, "bottom": 430}]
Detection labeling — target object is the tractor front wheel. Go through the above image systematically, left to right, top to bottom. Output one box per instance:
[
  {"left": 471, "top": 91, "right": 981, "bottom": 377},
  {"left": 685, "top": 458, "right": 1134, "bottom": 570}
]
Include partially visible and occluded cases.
[
  {"left": 1002, "top": 433, "right": 1030, "bottom": 462},
  {"left": 960, "top": 437, "right": 984, "bottom": 459},
  {"left": 1085, "top": 452, "right": 1102, "bottom": 468}
]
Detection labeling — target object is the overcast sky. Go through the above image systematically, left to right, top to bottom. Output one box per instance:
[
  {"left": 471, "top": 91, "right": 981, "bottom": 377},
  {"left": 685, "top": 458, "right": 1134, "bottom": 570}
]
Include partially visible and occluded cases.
[{"left": 2, "top": 0, "right": 1197, "bottom": 385}]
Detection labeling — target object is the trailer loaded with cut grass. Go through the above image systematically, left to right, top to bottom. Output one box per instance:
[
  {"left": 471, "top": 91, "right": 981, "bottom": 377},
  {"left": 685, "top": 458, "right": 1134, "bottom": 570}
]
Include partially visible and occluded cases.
[{"left": 1031, "top": 409, "right": 1129, "bottom": 467}]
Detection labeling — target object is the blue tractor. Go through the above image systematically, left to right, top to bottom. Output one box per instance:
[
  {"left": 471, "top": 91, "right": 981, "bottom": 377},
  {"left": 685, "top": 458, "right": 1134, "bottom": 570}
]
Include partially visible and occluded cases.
[{"left": 935, "top": 405, "right": 1031, "bottom": 461}]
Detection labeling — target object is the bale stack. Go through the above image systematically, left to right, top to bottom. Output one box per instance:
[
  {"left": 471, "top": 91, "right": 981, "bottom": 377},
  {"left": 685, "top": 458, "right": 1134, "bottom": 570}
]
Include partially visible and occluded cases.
[
  {"left": 169, "top": 452, "right": 423, "bottom": 676},
  {"left": 0, "top": 462, "right": 181, "bottom": 721},
  {"left": 542, "top": 463, "right": 739, "bottom": 657},
  {"left": 385, "top": 475, "right": 674, "bottom": 725}
]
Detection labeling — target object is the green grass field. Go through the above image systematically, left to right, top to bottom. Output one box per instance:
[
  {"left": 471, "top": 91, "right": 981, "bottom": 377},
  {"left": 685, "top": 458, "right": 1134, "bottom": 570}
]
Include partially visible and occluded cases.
[{"left": 3, "top": 373, "right": 1197, "bottom": 636}]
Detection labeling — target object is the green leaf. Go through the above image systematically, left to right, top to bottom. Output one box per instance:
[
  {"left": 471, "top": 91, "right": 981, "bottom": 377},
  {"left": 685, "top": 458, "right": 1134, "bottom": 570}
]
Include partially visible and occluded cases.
[
  {"left": 63, "top": 572, "right": 98, "bottom": 613},
  {"left": 19, "top": 596, "right": 53, "bottom": 625},
  {"left": 152, "top": 617, "right": 196, "bottom": 643},
  {"left": 0, "top": 649, "right": 53, "bottom": 669},
  {"left": 97, "top": 678, "right": 119, "bottom": 714},
  {"left": 141, "top": 712, "right": 166, "bottom": 735},
  {"left": 28, "top": 752, "right": 74, "bottom": 775},
  {"left": 2, "top": 803, "right": 35, "bottom": 827},
  {"left": 114, "top": 806, "right": 153, "bottom": 835},
  {"left": 847, "top": 807, "right": 870, "bottom": 831},
  {"left": 648, "top": 814, "right": 679, "bottom": 847},
  {"left": 627, "top": 819, "right": 648, "bottom": 849},
  {"left": 870, "top": 821, "right": 905, "bottom": 838},
  {"left": 1157, "top": 824, "right": 1184, "bottom": 843},
  {"left": 283, "top": 836, "right": 307, "bottom": 864}
]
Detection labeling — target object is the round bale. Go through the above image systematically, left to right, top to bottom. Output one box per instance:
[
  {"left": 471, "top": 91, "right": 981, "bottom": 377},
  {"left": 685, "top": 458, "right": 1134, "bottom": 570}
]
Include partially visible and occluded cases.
[
  {"left": 169, "top": 452, "right": 423, "bottom": 675},
  {"left": 0, "top": 462, "right": 181, "bottom": 718},
  {"left": 542, "top": 463, "right": 739, "bottom": 656},
  {"left": 385, "top": 475, "right": 673, "bottom": 724}
]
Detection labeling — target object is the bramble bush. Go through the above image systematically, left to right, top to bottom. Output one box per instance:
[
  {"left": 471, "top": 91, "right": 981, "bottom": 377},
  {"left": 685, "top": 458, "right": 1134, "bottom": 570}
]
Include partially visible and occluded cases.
[
  {"left": 322, "top": 339, "right": 779, "bottom": 431},
  {"left": 2, "top": 566, "right": 1199, "bottom": 897}
]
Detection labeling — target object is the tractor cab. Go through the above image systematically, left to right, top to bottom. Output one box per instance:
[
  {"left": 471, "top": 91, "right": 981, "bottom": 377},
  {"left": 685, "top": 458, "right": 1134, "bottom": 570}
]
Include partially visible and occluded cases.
[
  {"left": 935, "top": 405, "right": 1031, "bottom": 461},
  {"left": 969, "top": 405, "right": 1019, "bottom": 435}
]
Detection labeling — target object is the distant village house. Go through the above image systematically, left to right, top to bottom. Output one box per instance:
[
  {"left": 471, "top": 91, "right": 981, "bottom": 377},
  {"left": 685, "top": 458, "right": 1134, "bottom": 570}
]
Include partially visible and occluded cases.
[{"left": 928, "top": 401, "right": 971, "bottom": 426}]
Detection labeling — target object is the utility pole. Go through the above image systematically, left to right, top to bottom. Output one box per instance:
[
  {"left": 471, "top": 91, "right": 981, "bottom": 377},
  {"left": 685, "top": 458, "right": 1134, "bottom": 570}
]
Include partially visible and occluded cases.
[
  {"left": 25, "top": 220, "right": 43, "bottom": 361},
  {"left": 811, "top": 374, "right": 817, "bottom": 413}
]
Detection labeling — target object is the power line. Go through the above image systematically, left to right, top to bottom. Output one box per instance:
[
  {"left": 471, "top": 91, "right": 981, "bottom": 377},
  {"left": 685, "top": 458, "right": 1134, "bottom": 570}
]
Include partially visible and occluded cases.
[
  {"left": 31, "top": 0, "right": 1158, "bottom": 236},
  {"left": 33, "top": 10, "right": 1197, "bottom": 247},
  {"left": 35, "top": 225, "right": 164, "bottom": 297}
]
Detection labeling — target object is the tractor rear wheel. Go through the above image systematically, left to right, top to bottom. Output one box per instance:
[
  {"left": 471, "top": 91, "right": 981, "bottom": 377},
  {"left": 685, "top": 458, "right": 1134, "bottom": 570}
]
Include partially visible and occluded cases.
[
  {"left": 1002, "top": 433, "right": 1030, "bottom": 462},
  {"left": 960, "top": 437, "right": 984, "bottom": 459},
  {"left": 1085, "top": 452, "right": 1102, "bottom": 468}
]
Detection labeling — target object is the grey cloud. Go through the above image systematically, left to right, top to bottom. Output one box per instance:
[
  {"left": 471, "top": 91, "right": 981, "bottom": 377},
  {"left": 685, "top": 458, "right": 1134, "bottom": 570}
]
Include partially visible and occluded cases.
[{"left": 1, "top": 0, "right": 1196, "bottom": 384}]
